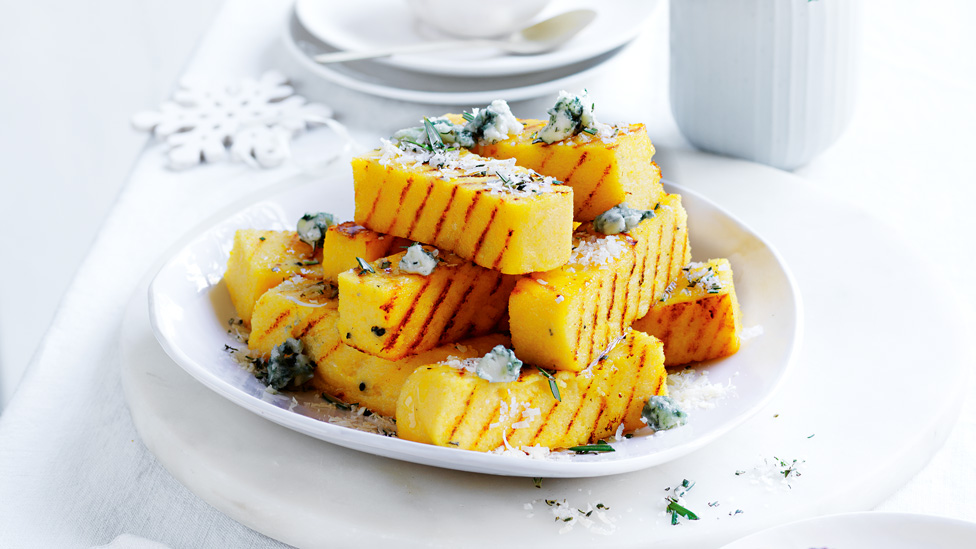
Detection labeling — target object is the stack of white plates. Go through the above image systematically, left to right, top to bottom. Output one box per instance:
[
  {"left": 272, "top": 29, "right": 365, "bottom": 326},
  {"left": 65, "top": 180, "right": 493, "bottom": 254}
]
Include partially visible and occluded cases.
[{"left": 282, "top": 0, "right": 661, "bottom": 105}]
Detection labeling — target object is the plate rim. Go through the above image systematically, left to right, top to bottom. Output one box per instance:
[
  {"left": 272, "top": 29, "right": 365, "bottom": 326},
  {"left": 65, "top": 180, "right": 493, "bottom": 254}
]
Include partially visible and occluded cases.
[
  {"left": 293, "top": 0, "right": 660, "bottom": 78},
  {"left": 282, "top": 10, "right": 625, "bottom": 105},
  {"left": 147, "top": 172, "right": 803, "bottom": 478}
]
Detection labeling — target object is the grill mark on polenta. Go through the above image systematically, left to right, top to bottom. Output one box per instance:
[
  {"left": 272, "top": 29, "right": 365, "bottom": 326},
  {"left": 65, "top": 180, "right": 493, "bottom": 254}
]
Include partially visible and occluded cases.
[
  {"left": 537, "top": 147, "right": 558, "bottom": 173},
  {"left": 564, "top": 151, "right": 589, "bottom": 182},
  {"left": 578, "top": 163, "right": 613, "bottom": 213},
  {"left": 386, "top": 177, "right": 416, "bottom": 233},
  {"left": 362, "top": 178, "right": 384, "bottom": 227},
  {"left": 405, "top": 180, "right": 433, "bottom": 239},
  {"left": 430, "top": 185, "right": 459, "bottom": 243},
  {"left": 470, "top": 203, "right": 500, "bottom": 261},
  {"left": 649, "top": 221, "right": 666, "bottom": 300},
  {"left": 491, "top": 229, "right": 515, "bottom": 270},
  {"left": 607, "top": 271, "right": 620, "bottom": 330},
  {"left": 403, "top": 275, "right": 454, "bottom": 352},
  {"left": 582, "top": 275, "right": 605, "bottom": 366},
  {"left": 381, "top": 278, "right": 431, "bottom": 352},
  {"left": 266, "top": 310, "right": 292, "bottom": 334},
  {"left": 296, "top": 313, "right": 325, "bottom": 339},
  {"left": 446, "top": 386, "right": 480, "bottom": 442},
  {"left": 530, "top": 394, "right": 561, "bottom": 440},
  {"left": 473, "top": 403, "right": 502, "bottom": 449}
]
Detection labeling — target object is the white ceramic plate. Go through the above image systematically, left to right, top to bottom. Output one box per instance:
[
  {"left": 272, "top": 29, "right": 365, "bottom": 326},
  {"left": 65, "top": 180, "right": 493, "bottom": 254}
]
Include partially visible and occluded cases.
[
  {"left": 294, "top": 0, "right": 660, "bottom": 77},
  {"left": 284, "top": 11, "right": 624, "bottom": 105},
  {"left": 148, "top": 174, "right": 801, "bottom": 478},
  {"left": 720, "top": 512, "right": 976, "bottom": 548}
]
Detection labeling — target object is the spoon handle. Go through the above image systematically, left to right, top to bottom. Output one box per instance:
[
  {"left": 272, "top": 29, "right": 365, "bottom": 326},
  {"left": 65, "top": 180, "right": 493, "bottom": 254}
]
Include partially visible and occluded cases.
[{"left": 313, "top": 39, "right": 498, "bottom": 64}]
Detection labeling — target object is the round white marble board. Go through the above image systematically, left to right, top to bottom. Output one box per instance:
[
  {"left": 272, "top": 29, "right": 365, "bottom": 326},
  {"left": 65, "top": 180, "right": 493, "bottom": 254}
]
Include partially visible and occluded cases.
[{"left": 123, "top": 152, "right": 970, "bottom": 548}]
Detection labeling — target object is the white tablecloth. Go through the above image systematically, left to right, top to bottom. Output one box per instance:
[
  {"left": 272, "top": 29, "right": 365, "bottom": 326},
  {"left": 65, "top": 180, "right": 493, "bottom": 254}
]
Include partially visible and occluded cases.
[{"left": 1, "top": 0, "right": 974, "bottom": 546}]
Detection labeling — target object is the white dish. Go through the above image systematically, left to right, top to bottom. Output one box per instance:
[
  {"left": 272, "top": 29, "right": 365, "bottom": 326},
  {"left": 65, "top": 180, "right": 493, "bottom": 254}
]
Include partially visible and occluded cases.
[
  {"left": 294, "top": 0, "right": 660, "bottom": 77},
  {"left": 284, "top": 11, "right": 624, "bottom": 105},
  {"left": 147, "top": 174, "right": 800, "bottom": 478},
  {"left": 720, "top": 512, "right": 976, "bottom": 549}
]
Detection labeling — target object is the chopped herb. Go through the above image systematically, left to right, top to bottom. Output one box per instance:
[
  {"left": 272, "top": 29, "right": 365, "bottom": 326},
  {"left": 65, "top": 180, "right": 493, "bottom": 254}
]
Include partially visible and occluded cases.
[
  {"left": 462, "top": 112, "right": 475, "bottom": 122},
  {"left": 423, "top": 117, "right": 446, "bottom": 151},
  {"left": 582, "top": 127, "right": 597, "bottom": 135},
  {"left": 259, "top": 236, "right": 266, "bottom": 241},
  {"left": 356, "top": 256, "right": 375, "bottom": 274},
  {"left": 297, "top": 259, "right": 320, "bottom": 266},
  {"left": 379, "top": 260, "right": 392, "bottom": 270},
  {"left": 223, "top": 344, "right": 237, "bottom": 352},
  {"left": 536, "top": 366, "right": 561, "bottom": 402},
  {"left": 321, "top": 392, "right": 355, "bottom": 410},
  {"left": 807, "top": 433, "right": 816, "bottom": 439},
  {"left": 448, "top": 441, "right": 459, "bottom": 446},
  {"left": 568, "top": 441, "right": 615, "bottom": 454},
  {"left": 734, "top": 470, "right": 746, "bottom": 476},
  {"left": 532, "top": 477, "right": 543, "bottom": 489},
  {"left": 666, "top": 497, "right": 699, "bottom": 524},
  {"left": 545, "top": 499, "right": 558, "bottom": 506},
  {"left": 708, "top": 501, "right": 720, "bottom": 507},
  {"left": 595, "top": 503, "right": 609, "bottom": 510},
  {"left": 730, "top": 509, "right": 743, "bottom": 516}
]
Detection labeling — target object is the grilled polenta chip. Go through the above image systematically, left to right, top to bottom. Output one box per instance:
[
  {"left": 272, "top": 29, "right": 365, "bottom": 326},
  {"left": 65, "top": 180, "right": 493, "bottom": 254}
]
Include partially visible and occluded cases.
[
  {"left": 469, "top": 119, "right": 663, "bottom": 221},
  {"left": 351, "top": 144, "right": 573, "bottom": 274},
  {"left": 508, "top": 193, "right": 690, "bottom": 371},
  {"left": 319, "top": 222, "right": 410, "bottom": 281},
  {"left": 224, "top": 229, "right": 322, "bottom": 325},
  {"left": 337, "top": 247, "right": 517, "bottom": 361},
  {"left": 633, "top": 259, "right": 742, "bottom": 366},
  {"left": 248, "top": 277, "right": 337, "bottom": 358},
  {"left": 302, "top": 307, "right": 509, "bottom": 417},
  {"left": 396, "top": 330, "right": 667, "bottom": 451}
]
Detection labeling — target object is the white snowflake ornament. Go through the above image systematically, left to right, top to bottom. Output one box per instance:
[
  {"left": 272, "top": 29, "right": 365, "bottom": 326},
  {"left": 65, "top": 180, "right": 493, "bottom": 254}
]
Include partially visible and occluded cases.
[{"left": 133, "top": 71, "right": 334, "bottom": 170}]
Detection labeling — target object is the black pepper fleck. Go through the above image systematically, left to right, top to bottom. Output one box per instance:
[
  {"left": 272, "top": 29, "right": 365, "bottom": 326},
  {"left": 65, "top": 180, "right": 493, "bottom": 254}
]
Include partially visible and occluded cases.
[
  {"left": 371, "top": 326, "right": 386, "bottom": 336},
  {"left": 359, "top": 382, "right": 366, "bottom": 391}
]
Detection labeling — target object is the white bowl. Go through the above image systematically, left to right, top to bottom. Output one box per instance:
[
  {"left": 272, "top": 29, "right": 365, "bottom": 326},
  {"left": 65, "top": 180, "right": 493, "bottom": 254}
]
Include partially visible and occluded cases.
[{"left": 405, "top": 0, "right": 552, "bottom": 38}]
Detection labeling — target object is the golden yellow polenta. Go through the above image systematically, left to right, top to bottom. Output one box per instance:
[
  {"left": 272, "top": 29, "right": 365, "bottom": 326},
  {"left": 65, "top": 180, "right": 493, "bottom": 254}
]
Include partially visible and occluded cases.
[
  {"left": 469, "top": 119, "right": 663, "bottom": 221},
  {"left": 351, "top": 146, "right": 573, "bottom": 274},
  {"left": 508, "top": 193, "right": 691, "bottom": 372},
  {"left": 319, "top": 222, "right": 410, "bottom": 281},
  {"left": 224, "top": 229, "right": 322, "bottom": 325},
  {"left": 336, "top": 247, "right": 516, "bottom": 361},
  {"left": 633, "top": 259, "right": 742, "bottom": 366},
  {"left": 248, "top": 276, "right": 337, "bottom": 358},
  {"left": 302, "top": 306, "right": 509, "bottom": 417},
  {"left": 395, "top": 330, "right": 667, "bottom": 451}
]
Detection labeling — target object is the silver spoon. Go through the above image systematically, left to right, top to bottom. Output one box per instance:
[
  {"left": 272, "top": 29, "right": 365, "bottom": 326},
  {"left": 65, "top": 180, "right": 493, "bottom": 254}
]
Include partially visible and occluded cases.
[{"left": 312, "top": 9, "right": 597, "bottom": 64}]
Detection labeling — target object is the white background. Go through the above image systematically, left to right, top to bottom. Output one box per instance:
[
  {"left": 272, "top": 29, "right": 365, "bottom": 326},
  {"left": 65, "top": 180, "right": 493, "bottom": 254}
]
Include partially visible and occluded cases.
[{"left": 0, "top": 0, "right": 222, "bottom": 406}]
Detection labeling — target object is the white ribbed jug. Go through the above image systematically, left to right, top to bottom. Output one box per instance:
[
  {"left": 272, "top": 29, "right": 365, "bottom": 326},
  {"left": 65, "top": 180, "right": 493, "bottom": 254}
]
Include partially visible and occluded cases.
[{"left": 670, "top": 0, "right": 860, "bottom": 170}]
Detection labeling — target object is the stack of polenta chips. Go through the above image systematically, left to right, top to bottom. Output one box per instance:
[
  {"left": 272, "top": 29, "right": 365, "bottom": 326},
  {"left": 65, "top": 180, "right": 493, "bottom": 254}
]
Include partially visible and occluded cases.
[{"left": 224, "top": 96, "right": 743, "bottom": 453}]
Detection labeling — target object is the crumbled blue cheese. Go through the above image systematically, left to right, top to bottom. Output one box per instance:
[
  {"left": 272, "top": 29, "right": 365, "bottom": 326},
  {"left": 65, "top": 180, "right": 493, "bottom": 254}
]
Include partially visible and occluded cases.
[
  {"left": 537, "top": 90, "right": 615, "bottom": 144},
  {"left": 458, "top": 99, "right": 524, "bottom": 147},
  {"left": 391, "top": 116, "right": 463, "bottom": 148},
  {"left": 593, "top": 202, "right": 656, "bottom": 235},
  {"left": 296, "top": 212, "right": 336, "bottom": 249},
  {"left": 399, "top": 243, "right": 439, "bottom": 275},
  {"left": 475, "top": 345, "right": 523, "bottom": 382},
  {"left": 641, "top": 395, "right": 688, "bottom": 430}
]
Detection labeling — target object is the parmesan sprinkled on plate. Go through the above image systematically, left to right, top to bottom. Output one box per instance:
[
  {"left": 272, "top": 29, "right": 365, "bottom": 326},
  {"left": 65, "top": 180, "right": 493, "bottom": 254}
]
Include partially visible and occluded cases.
[{"left": 667, "top": 369, "right": 735, "bottom": 411}]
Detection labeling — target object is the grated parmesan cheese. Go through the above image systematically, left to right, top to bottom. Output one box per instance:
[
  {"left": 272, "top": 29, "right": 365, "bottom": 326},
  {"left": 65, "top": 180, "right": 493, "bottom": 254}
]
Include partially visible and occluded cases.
[
  {"left": 569, "top": 235, "right": 627, "bottom": 267},
  {"left": 666, "top": 369, "right": 735, "bottom": 411}
]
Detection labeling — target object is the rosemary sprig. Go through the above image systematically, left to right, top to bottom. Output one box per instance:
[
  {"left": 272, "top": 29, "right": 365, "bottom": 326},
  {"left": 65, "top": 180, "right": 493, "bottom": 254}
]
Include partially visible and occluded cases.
[
  {"left": 462, "top": 111, "right": 475, "bottom": 122},
  {"left": 423, "top": 117, "right": 445, "bottom": 151},
  {"left": 582, "top": 127, "right": 597, "bottom": 135},
  {"left": 356, "top": 257, "right": 375, "bottom": 274},
  {"left": 535, "top": 366, "right": 561, "bottom": 402},
  {"left": 568, "top": 441, "right": 614, "bottom": 454},
  {"left": 532, "top": 477, "right": 543, "bottom": 489},
  {"left": 666, "top": 497, "right": 699, "bottom": 524}
]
